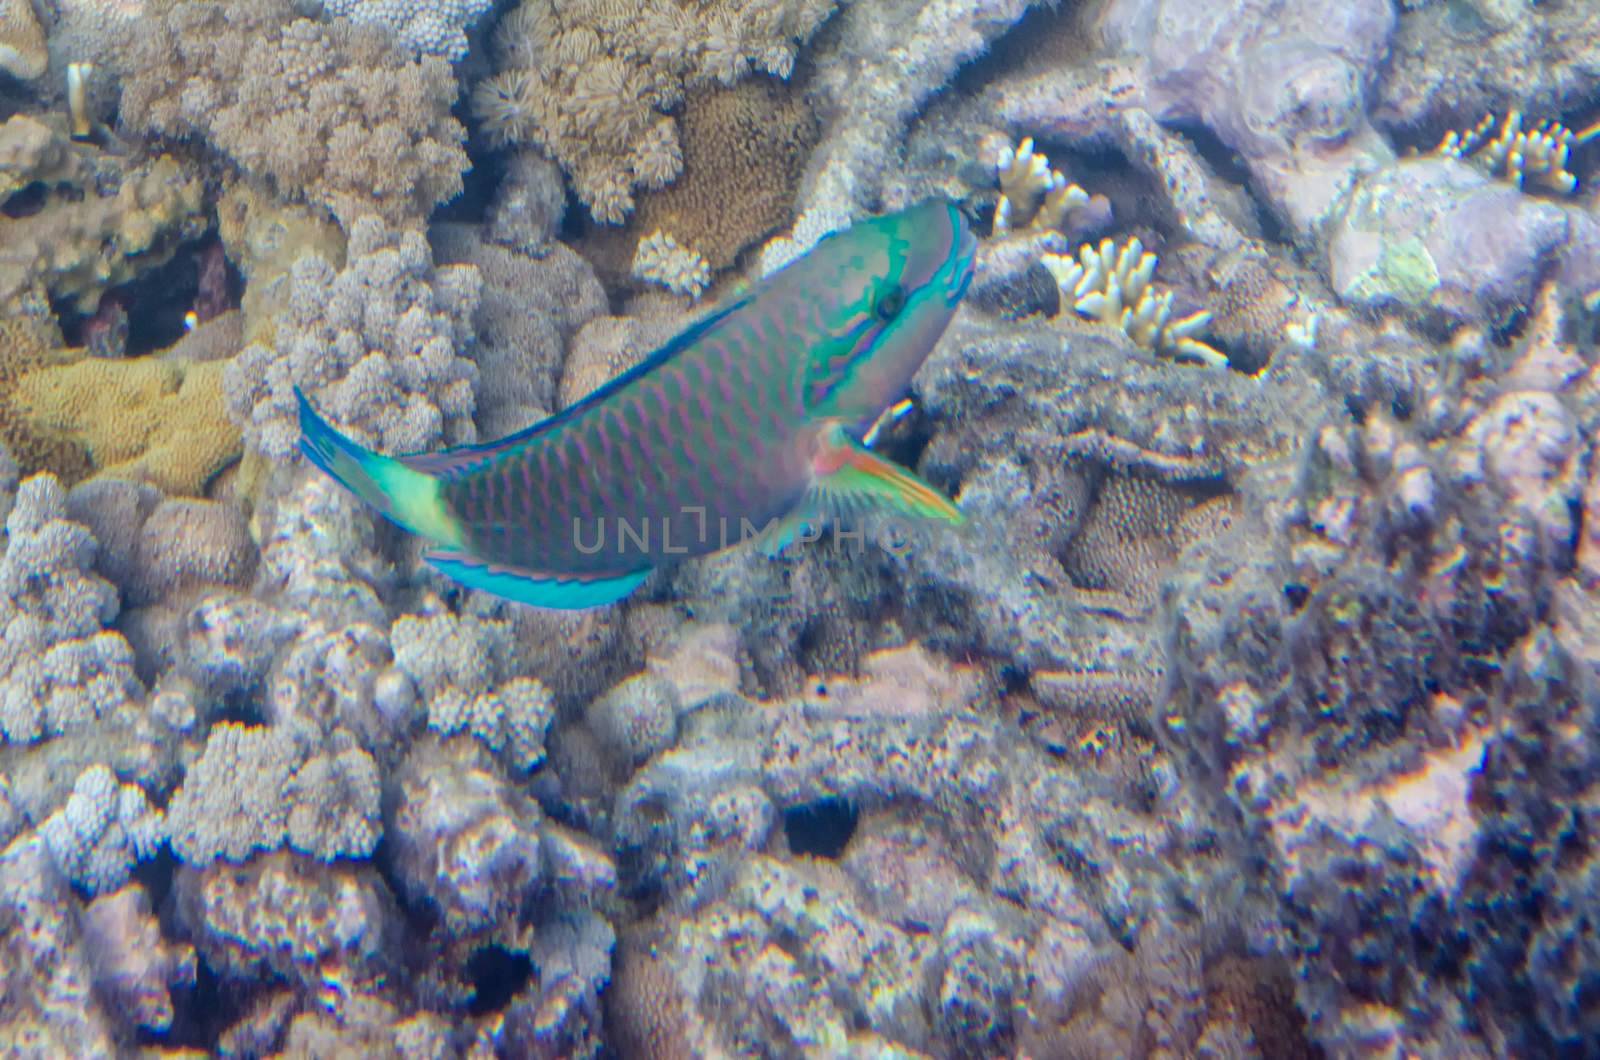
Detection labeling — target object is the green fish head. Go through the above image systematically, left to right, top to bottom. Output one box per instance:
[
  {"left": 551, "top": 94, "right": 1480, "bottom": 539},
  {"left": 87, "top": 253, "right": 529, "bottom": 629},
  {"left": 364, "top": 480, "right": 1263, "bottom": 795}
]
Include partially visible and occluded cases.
[{"left": 797, "top": 199, "right": 977, "bottom": 431}]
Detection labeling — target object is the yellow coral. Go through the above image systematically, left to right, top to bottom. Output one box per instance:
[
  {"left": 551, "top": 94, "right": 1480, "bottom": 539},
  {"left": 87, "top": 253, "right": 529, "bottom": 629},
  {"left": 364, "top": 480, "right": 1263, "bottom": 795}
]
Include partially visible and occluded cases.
[
  {"left": 476, "top": 0, "right": 836, "bottom": 224},
  {"left": 1430, "top": 110, "right": 1593, "bottom": 194},
  {"left": 1042, "top": 237, "right": 1228, "bottom": 368},
  {"left": 11, "top": 352, "right": 243, "bottom": 496}
]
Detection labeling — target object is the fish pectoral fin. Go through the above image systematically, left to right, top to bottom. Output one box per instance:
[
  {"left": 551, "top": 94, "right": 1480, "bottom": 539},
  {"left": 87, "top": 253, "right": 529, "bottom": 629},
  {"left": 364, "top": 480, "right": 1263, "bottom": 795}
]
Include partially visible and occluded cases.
[
  {"left": 808, "top": 424, "right": 964, "bottom": 526},
  {"left": 754, "top": 510, "right": 817, "bottom": 558},
  {"left": 424, "top": 551, "right": 651, "bottom": 610}
]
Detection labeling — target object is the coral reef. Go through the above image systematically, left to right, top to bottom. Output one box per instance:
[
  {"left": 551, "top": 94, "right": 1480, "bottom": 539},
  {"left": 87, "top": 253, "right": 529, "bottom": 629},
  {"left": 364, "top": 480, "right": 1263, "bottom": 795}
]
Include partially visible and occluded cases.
[
  {"left": 1, "top": 0, "right": 1598, "bottom": 1054},
  {"left": 122, "top": 0, "right": 468, "bottom": 230},
  {"left": 322, "top": 0, "right": 493, "bottom": 60},
  {"left": 473, "top": 0, "right": 836, "bottom": 224},
  {"left": 1429, "top": 110, "right": 1591, "bottom": 194},
  {"left": 0, "top": 114, "right": 206, "bottom": 313},
  {"left": 226, "top": 214, "right": 479, "bottom": 460},
  {"left": 1043, "top": 237, "right": 1229, "bottom": 367},
  {"left": 164, "top": 720, "right": 382, "bottom": 864}
]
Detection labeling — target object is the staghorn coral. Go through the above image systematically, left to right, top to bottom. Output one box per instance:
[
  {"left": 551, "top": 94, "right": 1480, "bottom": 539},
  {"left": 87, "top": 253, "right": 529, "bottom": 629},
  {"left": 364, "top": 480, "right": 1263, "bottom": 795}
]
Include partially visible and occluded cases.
[
  {"left": 121, "top": 0, "right": 468, "bottom": 230},
  {"left": 322, "top": 0, "right": 494, "bottom": 60},
  {"left": 474, "top": 0, "right": 836, "bottom": 224},
  {"left": 1428, "top": 110, "right": 1592, "bottom": 195},
  {"left": 988, "top": 134, "right": 1090, "bottom": 235},
  {"left": 226, "top": 213, "right": 479, "bottom": 461},
  {"left": 633, "top": 229, "right": 712, "bottom": 299},
  {"left": 1043, "top": 237, "right": 1229, "bottom": 368}
]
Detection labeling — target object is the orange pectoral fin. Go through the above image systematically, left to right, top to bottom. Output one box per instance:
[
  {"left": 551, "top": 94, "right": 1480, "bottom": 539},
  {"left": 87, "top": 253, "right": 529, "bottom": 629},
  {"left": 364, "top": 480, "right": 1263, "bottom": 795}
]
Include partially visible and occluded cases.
[{"left": 808, "top": 422, "right": 964, "bottom": 525}]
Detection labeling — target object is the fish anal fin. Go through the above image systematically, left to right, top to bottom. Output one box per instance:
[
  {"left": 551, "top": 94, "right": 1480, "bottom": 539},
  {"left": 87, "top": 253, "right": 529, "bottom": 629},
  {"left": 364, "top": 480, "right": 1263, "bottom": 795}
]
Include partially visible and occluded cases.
[
  {"left": 809, "top": 423, "right": 964, "bottom": 526},
  {"left": 425, "top": 551, "right": 651, "bottom": 610}
]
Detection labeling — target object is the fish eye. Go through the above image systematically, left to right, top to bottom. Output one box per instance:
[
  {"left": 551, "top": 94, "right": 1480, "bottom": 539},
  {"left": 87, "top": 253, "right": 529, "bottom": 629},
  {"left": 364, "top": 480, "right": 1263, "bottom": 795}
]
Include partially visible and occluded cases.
[{"left": 875, "top": 284, "right": 906, "bottom": 322}]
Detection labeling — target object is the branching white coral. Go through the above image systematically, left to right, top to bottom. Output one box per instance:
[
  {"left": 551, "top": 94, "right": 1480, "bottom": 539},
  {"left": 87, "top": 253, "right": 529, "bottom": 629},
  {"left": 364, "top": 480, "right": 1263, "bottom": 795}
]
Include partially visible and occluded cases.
[
  {"left": 1431, "top": 110, "right": 1593, "bottom": 195},
  {"left": 992, "top": 136, "right": 1089, "bottom": 234},
  {"left": 632, "top": 229, "right": 712, "bottom": 299},
  {"left": 1042, "top": 238, "right": 1228, "bottom": 368}
]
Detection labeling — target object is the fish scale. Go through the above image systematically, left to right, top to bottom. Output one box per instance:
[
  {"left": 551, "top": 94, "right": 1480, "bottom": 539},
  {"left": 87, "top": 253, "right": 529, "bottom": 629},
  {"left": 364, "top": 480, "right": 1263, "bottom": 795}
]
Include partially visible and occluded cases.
[{"left": 297, "top": 199, "right": 977, "bottom": 610}]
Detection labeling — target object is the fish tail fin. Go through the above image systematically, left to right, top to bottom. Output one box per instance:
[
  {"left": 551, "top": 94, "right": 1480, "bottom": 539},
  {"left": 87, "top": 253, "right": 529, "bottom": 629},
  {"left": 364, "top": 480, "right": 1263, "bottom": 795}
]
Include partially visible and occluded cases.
[{"left": 296, "top": 387, "right": 459, "bottom": 545}]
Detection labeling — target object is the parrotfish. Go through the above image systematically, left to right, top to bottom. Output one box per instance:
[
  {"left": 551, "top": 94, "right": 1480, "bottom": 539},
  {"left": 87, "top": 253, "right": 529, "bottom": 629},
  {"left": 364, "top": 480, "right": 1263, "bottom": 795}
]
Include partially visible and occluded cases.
[{"left": 296, "top": 199, "right": 977, "bottom": 610}]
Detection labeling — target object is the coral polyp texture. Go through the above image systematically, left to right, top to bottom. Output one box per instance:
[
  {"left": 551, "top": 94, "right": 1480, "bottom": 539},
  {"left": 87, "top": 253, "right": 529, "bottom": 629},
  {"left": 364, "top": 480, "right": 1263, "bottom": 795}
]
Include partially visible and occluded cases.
[
  {"left": 120, "top": 0, "right": 469, "bottom": 230},
  {"left": 473, "top": 0, "right": 837, "bottom": 223}
]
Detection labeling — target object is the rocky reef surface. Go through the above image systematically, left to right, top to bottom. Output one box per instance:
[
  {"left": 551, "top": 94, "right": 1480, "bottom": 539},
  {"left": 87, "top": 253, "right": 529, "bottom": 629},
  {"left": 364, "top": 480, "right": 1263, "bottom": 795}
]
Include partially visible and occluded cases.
[{"left": 0, "top": 0, "right": 1598, "bottom": 1056}]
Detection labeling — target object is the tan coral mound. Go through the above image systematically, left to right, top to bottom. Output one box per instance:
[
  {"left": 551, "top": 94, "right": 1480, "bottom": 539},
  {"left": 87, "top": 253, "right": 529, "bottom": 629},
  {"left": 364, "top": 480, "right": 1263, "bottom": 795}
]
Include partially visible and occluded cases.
[
  {"left": 121, "top": 0, "right": 467, "bottom": 230},
  {"left": 474, "top": 0, "right": 834, "bottom": 224},
  {"left": 582, "top": 78, "right": 818, "bottom": 288},
  {"left": 0, "top": 312, "right": 91, "bottom": 484},
  {"left": 11, "top": 349, "right": 242, "bottom": 496}
]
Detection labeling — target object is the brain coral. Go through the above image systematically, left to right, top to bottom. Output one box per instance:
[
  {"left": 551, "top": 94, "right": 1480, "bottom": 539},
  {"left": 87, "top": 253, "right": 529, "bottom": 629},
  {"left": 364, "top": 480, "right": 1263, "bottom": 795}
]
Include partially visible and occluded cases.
[
  {"left": 121, "top": 0, "right": 468, "bottom": 230},
  {"left": 473, "top": 0, "right": 836, "bottom": 223},
  {"left": 11, "top": 351, "right": 242, "bottom": 497}
]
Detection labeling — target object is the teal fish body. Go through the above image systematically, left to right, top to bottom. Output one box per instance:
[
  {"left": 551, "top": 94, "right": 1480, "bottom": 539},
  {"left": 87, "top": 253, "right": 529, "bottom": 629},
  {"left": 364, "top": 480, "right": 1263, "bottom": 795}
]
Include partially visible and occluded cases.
[{"left": 298, "top": 200, "right": 977, "bottom": 609}]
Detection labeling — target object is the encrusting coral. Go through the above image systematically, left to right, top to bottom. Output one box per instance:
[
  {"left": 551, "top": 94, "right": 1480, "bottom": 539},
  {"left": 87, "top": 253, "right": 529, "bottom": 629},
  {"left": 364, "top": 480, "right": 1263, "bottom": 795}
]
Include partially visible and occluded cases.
[
  {"left": 121, "top": 0, "right": 469, "bottom": 231},
  {"left": 473, "top": 0, "right": 835, "bottom": 224},
  {"left": 1043, "top": 237, "right": 1229, "bottom": 367},
  {"left": 11, "top": 345, "right": 242, "bottom": 497}
]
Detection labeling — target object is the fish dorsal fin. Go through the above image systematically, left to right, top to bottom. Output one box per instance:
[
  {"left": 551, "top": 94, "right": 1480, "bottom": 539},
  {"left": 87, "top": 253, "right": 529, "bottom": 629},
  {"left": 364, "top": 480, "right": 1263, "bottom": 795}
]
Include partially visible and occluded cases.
[{"left": 397, "top": 290, "right": 759, "bottom": 478}]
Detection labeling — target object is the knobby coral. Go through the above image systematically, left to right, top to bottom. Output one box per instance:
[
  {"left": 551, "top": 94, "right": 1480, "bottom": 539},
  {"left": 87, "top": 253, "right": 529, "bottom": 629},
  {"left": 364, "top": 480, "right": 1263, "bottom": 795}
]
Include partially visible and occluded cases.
[
  {"left": 121, "top": 0, "right": 468, "bottom": 230},
  {"left": 472, "top": 0, "right": 837, "bottom": 223}
]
